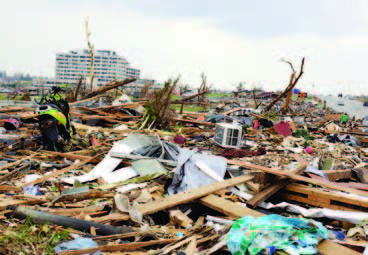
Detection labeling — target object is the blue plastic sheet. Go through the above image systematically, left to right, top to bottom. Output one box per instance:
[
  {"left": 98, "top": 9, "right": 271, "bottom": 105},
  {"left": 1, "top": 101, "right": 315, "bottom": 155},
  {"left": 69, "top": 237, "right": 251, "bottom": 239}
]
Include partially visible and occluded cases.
[{"left": 55, "top": 237, "right": 102, "bottom": 254}]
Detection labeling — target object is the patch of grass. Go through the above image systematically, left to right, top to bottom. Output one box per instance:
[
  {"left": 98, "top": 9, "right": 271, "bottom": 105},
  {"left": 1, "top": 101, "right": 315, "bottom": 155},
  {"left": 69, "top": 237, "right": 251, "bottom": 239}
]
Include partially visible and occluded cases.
[
  {"left": 207, "top": 93, "right": 229, "bottom": 98},
  {"left": 0, "top": 94, "right": 8, "bottom": 100},
  {"left": 356, "top": 97, "right": 368, "bottom": 103},
  {"left": 173, "top": 105, "right": 205, "bottom": 112},
  {"left": 263, "top": 112, "right": 280, "bottom": 121},
  {"left": 0, "top": 218, "right": 71, "bottom": 254}
]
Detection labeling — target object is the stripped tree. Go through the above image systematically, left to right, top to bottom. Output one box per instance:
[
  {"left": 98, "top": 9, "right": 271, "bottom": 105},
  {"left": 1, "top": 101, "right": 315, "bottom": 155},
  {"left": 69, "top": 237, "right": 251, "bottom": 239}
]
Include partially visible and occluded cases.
[
  {"left": 263, "top": 57, "right": 305, "bottom": 113},
  {"left": 139, "top": 76, "right": 180, "bottom": 130}
]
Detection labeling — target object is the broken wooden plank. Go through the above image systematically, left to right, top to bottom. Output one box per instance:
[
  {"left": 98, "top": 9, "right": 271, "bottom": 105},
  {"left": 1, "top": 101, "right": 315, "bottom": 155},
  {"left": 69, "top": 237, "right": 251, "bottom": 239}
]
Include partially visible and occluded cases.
[
  {"left": 171, "top": 118, "right": 215, "bottom": 127},
  {"left": 39, "top": 150, "right": 92, "bottom": 161},
  {"left": 0, "top": 156, "right": 32, "bottom": 172},
  {"left": 26, "top": 156, "right": 99, "bottom": 185},
  {"left": 228, "top": 160, "right": 368, "bottom": 197},
  {"left": 0, "top": 163, "right": 30, "bottom": 181},
  {"left": 246, "top": 163, "right": 307, "bottom": 208},
  {"left": 324, "top": 169, "right": 353, "bottom": 181},
  {"left": 133, "top": 174, "right": 253, "bottom": 216},
  {"left": 280, "top": 183, "right": 368, "bottom": 212},
  {"left": 0, "top": 185, "right": 22, "bottom": 192},
  {"left": 199, "top": 194, "right": 262, "bottom": 219},
  {"left": 0, "top": 199, "right": 46, "bottom": 210},
  {"left": 170, "top": 210, "right": 193, "bottom": 229},
  {"left": 89, "top": 212, "right": 130, "bottom": 223},
  {"left": 92, "top": 231, "right": 140, "bottom": 241},
  {"left": 318, "top": 239, "right": 360, "bottom": 255}
]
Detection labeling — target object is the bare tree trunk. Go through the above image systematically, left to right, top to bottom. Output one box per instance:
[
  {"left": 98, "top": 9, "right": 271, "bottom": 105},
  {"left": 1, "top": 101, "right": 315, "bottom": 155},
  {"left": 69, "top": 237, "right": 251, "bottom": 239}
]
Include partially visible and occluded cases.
[
  {"left": 263, "top": 57, "right": 305, "bottom": 113},
  {"left": 84, "top": 78, "right": 136, "bottom": 99}
]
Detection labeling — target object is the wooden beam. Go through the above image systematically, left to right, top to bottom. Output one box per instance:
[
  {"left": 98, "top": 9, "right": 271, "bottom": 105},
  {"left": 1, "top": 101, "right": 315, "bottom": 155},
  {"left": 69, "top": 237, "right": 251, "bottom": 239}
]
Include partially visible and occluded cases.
[
  {"left": 228, "top": 160, "right": 368, "bottom": 197},
  {"left": 246, "top": 163, "right": 307, "bottom": 208},
  {"left": 324, "top": 169, "right": 353, "bottom": 181},
  {"left": 132, "top": 174, "right": 253, "bottom": 215},
  {"left": 281, "top": 183, "right": 368, "bottom": 212},
  {"left": 199, "top": 194, "right": 263, "bottom": 219}
]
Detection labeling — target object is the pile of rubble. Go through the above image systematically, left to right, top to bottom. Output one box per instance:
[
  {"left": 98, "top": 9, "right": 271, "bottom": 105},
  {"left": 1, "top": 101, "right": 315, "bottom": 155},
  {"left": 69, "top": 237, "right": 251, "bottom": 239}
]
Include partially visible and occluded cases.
[{"left": 0, "top": 79, "right": 367, "bottom": 254}]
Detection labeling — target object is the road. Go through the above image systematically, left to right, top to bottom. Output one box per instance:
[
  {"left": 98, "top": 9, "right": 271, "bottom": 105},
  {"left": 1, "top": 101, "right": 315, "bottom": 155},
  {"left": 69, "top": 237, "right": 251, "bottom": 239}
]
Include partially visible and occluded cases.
[{"left": 320, "top": 96, "right": 367, "bottom": 119}]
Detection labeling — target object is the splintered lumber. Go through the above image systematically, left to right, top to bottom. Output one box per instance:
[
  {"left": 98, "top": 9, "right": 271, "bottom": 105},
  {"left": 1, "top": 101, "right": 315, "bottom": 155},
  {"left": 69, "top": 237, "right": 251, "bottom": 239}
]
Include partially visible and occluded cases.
[
  {"left": 84, "top": 78, "right": 136, "bottom": 99},
  {"left": 69, "top": 95, "right": 101, "bottom": 107},
  {"left": 171, "top": 118, "right": 215, "bottom": 127},
  {"left": 39, "top": 150, "right": 92, "bottom": 161},
  {"left": 25, "top": 155, "right": 100, "bottom": 185},
  {"left": 0, "top": 156, "right": 32, "bottom": 172},
  {"left": 228, "top": 160, "right": 368, "bottom": 197},
  {"left": 0, "top": 163, "right": 30, "bottom": 181},
  {"left": 246, "top": 163, "right": 307, "bottom": 208},
  {"left": 324, "top": 169, "right": 353, "bottom": 181},
  {"left": 133, "top": 174, "right": 253, "bottom": 215},
  {"left": 280, "top": 183, "right": 368, "bottom": 212},
  {"left": 0, "top": 185, "right": 22, "bottom": 192},
  {"left": 51, "top": 190, "right": 113, "bottom": 203},
  {"left": 199, "top": 194, "right": 263, "bottom": 218},
  {"left": 0, "top": 198, "right": 46, "bottom": 210},
  {"left": 33, "top": 205, "right": 104, "bottom": 216},
  {"left": 9, "top": 206, "right": 131, "bottom": 236},
  {"left": 170, "top": 210, "right": 193, "bottom": 229},
  {"left": 89, "top": 212, "right": 130, "bottom": 223},
  {"left": 92, "top": 231, "right": 139, "bottom": 241},
  {"left": 59, "top": 239, "right": 173, "bottom": 255},
  {"left": 318, "top": 239, "right": 360, "bottom": 255}
]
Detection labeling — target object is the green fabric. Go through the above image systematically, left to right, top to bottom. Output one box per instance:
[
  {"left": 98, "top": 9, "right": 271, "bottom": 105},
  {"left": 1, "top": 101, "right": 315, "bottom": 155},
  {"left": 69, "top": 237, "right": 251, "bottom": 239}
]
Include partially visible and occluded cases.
[{"left": 342, "top": 115, "right": 348, "bottom": 123}]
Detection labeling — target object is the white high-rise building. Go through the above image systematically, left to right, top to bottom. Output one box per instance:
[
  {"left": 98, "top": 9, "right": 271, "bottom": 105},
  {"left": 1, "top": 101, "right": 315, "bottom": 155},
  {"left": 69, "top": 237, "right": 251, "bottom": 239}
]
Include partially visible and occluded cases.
[
  {"left": 55, "top": 49, "right": 140, "bottom": 87},
  {"left": 126, "top": 67, "right": 141, "bottom": 79}
]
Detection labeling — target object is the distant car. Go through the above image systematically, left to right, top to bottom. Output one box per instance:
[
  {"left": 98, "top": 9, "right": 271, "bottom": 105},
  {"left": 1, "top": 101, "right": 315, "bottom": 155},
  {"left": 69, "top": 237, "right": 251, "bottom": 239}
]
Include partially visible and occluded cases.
[
  {"left": 338, "top": 99, "right": 344, "bottom": 106},
  {"left": 364, "top": 102, "right": 368, "bottom": 107}
]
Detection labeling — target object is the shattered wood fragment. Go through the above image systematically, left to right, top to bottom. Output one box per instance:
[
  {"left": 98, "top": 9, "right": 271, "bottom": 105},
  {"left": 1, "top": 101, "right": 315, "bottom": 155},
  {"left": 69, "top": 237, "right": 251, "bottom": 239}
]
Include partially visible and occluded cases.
[
  {"left": 26, "top": 155, "right": 100, "bottom": 185},
  {"left": 228, "top": 160, "right": 368, "bottom": 197},
  {"left": 0, "top": 163, "right": 30, "bottom": 181},
  {"left": 246, "top": 163, "right": 307, "bottom": 208},
  {"left": 281, "top": 183, "right": 368, "bottom": 212},
  {"left": 199, "top": 194, "right": 263, "bottom": 219},
  {"left": 170, "top": 209, "right": 193, "bottom": 229},
  {"left": 92, "top": 231, "right": 140, "bottom": 241}
]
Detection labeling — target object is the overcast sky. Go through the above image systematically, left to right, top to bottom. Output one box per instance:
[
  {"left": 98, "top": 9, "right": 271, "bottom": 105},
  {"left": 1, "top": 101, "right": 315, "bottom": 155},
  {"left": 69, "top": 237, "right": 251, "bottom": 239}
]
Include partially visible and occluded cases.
[{"left": 1, "top": 0, "right": 368, "bottom": 95}]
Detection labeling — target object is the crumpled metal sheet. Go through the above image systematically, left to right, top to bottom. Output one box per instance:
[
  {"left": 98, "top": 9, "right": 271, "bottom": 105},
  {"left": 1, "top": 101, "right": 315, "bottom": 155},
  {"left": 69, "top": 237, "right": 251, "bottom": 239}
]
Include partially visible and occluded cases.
[{"left": 110, "top": 134, "right": 180, "bottom": 161}]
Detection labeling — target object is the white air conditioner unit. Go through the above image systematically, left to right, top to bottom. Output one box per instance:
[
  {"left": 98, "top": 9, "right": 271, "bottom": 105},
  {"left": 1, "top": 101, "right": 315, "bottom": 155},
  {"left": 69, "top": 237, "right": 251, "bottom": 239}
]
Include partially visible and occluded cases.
[{"left": 213, "top": 123, "right": 242, "bottom": 148}]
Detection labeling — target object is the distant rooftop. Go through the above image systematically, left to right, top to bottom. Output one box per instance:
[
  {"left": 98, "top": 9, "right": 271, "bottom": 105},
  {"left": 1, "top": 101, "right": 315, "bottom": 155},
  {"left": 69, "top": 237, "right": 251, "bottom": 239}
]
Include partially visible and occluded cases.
[{"left": 63, "top": 49, "right": 119, "bottom": 57}]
